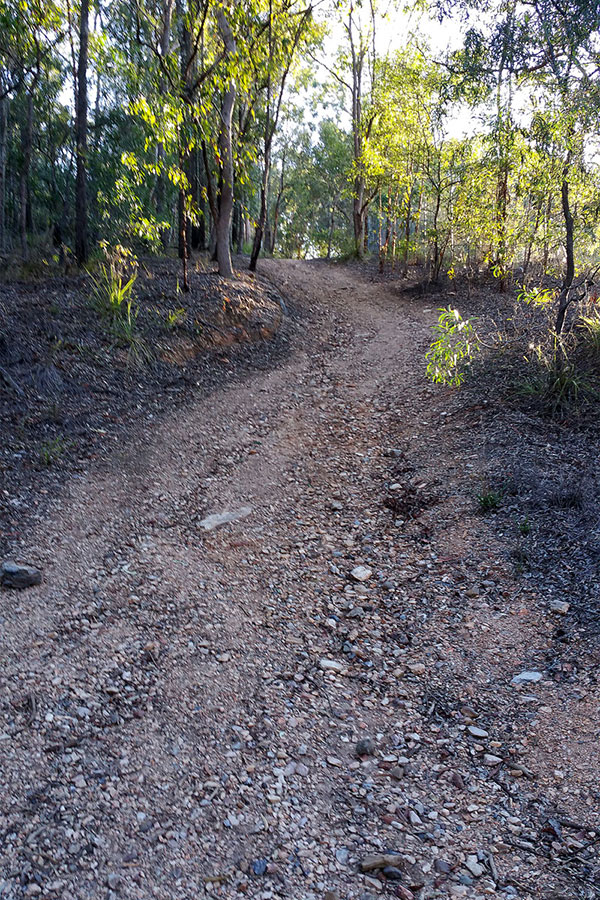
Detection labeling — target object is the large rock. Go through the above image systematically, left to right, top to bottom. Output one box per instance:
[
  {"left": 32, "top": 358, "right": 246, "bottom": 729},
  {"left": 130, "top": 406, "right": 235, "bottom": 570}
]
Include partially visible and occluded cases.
[
  {"left": 198, "top": 507, "right": 252, "bottom": 531},
  {"left": 1, "top": 561, "right": 42, "bottom": 589}
]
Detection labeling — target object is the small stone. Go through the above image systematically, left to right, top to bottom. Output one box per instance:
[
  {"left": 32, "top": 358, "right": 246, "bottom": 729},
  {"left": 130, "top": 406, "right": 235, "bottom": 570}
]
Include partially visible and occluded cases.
[
  {"left": 330, "top": 500, "right": 343, "bottom": 511},
  {"left": 0, "top": 561, "right": 42, "bottom": 589},
  {"left": 350, "top": 565, "right": 372, "bottom": 582},
  {"left": 465, "top": 586, "right": 479, "bottom": 598},
  {"left": 549, "top": 600, "right": 570, "bottom": 615},
  {"left": 319, "top": 658, "right": 345, "bottom": 673},
  {"left": 407, "top": 662, "right": 426, "bottom": 675},
  {"left": 511, "top": 671, "right": 542, "bottom": 685},
  {"left": 467, "top": 726, "right": 489, "bottom": 739},
  {"left": 355, "top": 737, "right": 376, "bottom": 757},
  {"left": 483, "top": 754, "right": 503, "bottom": 765},
  {"left": 327, "top": 756, "right": 342, "bottom": 767},
  {"left": 296, "top": 763, "right": 309, "bottom": 777},
  {"left": 390, "top": 765, "right": 405, "bottom": 780},
  {"left": 450, "top": 771, "right": 465, "bottom": 790},
  {"left": 73, "top": 775, "right": 86, "bottom": 788},
  {"left": 335, "top": 847, "right": 350, "bottom": 865},
  {"left": 360, "top": 854, "right": 404, "bottom": 872},
  {"left": 465, "top": 856, "right": 484, "bottom": 878},
  {"left": 252, "top": 859, "right": 268, "bottom": 876},
  {"left": 434, "top": 859, "right": 452, "bottom": 874},
  {"left": 382, "top": 866, "right": 403, "bottom": 881},
  {"left": 107, "top": 873, "right": 121, "bottom": 890},
  {"left": 396, "top": 888, "right": 414, "bottom": 900},
  {"left": 324, "top": 892, "right": 339, "bottom": 900}
]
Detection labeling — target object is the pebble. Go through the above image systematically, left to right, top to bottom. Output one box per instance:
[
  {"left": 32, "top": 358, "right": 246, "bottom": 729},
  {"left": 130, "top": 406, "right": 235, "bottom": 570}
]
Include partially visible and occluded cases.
[
  {"left": 0, "top": 560, "right": 42, "bottom": 589},
  {"left": 350, "top": 565, "right": 372, "bottom": 582},
  {"left": 549, "top": 600, "right": 570, "bottom": 615},
  {"left": 319, "top": 658, "right": 345, "bottom": 673},
  {"left": 407, "top": 662, "right": 426, "bottom": 675},
  {"left": 511, "top": 671, "right": 542, "bottom": 685},
  {"left": 467, "top": 726, "right": 489, "bottom": 739},
  {"left": 355, "top": 737, "right": 376, "bottom": 757},
  {"left": 483, "top": 754, "right": 503, "bottom": 766},
  {"left": 335, "top": 847, "right": 350, "bottom": 865},
  {"left": 360, "top": 853, "right": 404, "bottom": 872},
  {"left": 465, "top": 855, "right": 484, "bottom": 877},
  {"left": 252, "top": 859, "right": 268, "bottom": 876},
  {"left": 434, "top": 859, "right": 452, "bottom": 874},
  {"left": 382, "top": 866, "right": 403, "bottom": 880}
]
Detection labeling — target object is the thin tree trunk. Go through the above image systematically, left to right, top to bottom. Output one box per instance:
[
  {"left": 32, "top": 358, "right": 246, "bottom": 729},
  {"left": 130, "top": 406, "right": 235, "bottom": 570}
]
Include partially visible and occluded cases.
[
  {"left": 75, "top": 0, "right": 89, "bottom": 265},
  {"left": 155, "top": 0, "right": 173, "bottom": 248},
  {"left": 249, "top": 1, "right": 272, "bottom": 273},
  {"left": 215, "top": 9, "right": 236, "bottom": 279},
  {"left": 19, "top": 92, "right": 33, "bottom": 261},
  {"left": 0, "top": 97, "right": 7, "bottom": 252},
  {"left": 270, "top": 151, "right": 285, "bottom": 254},
  {"left": 249, "top": 155, "right": 270, "bottom": 271},
  {"left": 561, "top": 161, "right": 574, "bottom": 290},
  {"left": 179, "top": 184, "right": 189, "bottom": 291},
  {"left": 403, "top": 192, "right": 412, "bottom": 276},
  {"left": 235, "top": 196, "right": 244, "bottom": 254},
  {"left": 327, "top": 206, "right": 335, "bottom": 260}
]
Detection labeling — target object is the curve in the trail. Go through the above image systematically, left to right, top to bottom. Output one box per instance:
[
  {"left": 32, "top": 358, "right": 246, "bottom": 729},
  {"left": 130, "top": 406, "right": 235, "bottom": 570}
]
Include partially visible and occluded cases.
[{"left": 1, "top": 260, "right": 597, "bottom": 900}]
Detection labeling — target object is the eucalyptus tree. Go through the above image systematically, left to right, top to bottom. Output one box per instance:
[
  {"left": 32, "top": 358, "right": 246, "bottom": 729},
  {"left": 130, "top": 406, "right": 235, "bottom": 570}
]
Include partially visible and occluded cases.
[
  {"left": 0, "top": 0, "right": 63, "bottom": 258},
  {"left": 247, "top": 0, "right": 321, "bottom": 272},
  {"left": 440, "top": 0, "right": 600, "bottom": 300}
]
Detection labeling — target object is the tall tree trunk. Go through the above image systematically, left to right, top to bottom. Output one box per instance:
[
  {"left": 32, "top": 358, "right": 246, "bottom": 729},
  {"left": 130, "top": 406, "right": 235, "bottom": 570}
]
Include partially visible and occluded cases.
[
  {"left": 75, "top": 0, "right": 89, "bottom": 265},
  {"left": 156, "top": 0, "right": 173, "bottom": 248},
  {"left": 249, "top": 1, "right": 272, "bottom": 273},
  {"left": 176, "top": 2, "right": 192, "bottom": 262},
  {"left": 215, "top": 9, "right": 235, "bottom": 279},
  {"left": 19, "top": 92, "right": 33, "bottom": 261},
  {"left": 0, "top": 97, "right": 8, "bottom": 253},
  {"left": 201, "top": 139, "right": 218, "bottom": 250},
  {"left": 269, "top": 151, "right": 285, "bottom": 254},
  {"left": 249, "top": 153, "right": 270, "bottom": 271},
  {"left": 561, "top": 160, "right": 574, "bottom": 290},
  {"left": 353, "top": 180, "right": 365, "bottom": 258},
  {"left": 403, "top": 191, "right": 412, "bottom": 276},
  {"left": 235, "top": 197, "right": 244, "bottom": 254},
  {"left": 327, "top": 206, "right": 335, "bottom": 260}
]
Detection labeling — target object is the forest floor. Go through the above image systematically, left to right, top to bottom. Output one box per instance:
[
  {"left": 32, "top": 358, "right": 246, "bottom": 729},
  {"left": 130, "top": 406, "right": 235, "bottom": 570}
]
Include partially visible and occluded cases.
[{"left": 0, "top": 259, "right": 599, "bottom": 900}]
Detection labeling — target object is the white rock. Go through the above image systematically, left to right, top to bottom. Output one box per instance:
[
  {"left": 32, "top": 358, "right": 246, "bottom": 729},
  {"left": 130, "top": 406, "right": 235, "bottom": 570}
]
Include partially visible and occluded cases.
[
  {"left": 198, "top": 507, "right": 252, "bottom": 531},
  {"left": 350, "top": 565, "right": 372, "bottom": 582},
  {"left": 549, "top": 600, "right": 570, "bottom": 615},
  {"left": 319, "top": 658, "right": 345, "bottom": 673},
  {"left": 511, "top": 671, "right": 542, "bottom": 685},
  {"left": 465, "top": 855, "right": 484, "bottom": 877}
]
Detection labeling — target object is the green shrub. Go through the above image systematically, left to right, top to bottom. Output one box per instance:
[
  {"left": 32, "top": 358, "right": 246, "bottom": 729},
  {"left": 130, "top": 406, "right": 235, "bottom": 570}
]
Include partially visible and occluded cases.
[
  {"left": 88, "top": 244, "right": 150, "bottom": 364},
  {"left": 426, "top": 307, "right": 479, "bottom": 386},
  {"left": 39, "top": 435, "right": 68, "bottom": 466},
  {"left": 476, "top": 489, "right": 503, "bottom": 513}
]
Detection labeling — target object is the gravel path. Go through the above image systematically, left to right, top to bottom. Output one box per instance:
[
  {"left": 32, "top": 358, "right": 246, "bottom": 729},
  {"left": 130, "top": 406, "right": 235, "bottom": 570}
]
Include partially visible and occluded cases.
[{"left": 1, "top": 260, "right": 598, "bottom": 900}]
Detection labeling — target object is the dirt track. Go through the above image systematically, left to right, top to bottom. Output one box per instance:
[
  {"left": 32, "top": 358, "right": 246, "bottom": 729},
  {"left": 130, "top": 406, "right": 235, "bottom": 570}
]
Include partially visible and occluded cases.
[{"left": 1, "top": 260, "right": 598, "bottom": 900}]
